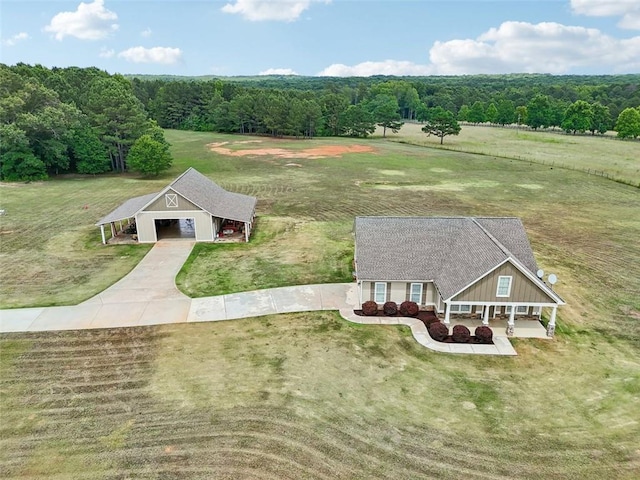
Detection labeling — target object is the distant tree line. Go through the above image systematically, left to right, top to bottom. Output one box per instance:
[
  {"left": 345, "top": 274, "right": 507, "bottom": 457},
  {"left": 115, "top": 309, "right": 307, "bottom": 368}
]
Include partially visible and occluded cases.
[
  {"left": 2, "top": 64, "right": 639, "bottom": 181},
  {"left": 131, "top": 73, "right": 640, "bottom": 139}
]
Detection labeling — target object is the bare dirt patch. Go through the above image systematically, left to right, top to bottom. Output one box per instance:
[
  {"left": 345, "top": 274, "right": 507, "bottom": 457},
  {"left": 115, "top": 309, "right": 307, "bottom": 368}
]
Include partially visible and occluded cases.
[{"left": 207, "top": 141, "right": 375, "bottom": 159}]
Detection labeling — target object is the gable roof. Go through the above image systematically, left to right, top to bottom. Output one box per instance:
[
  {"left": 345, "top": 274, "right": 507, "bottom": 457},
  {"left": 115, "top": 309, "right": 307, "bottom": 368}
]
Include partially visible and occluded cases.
[
  {"left": 96, "top": 168, "right": 257, "bottom": 226},
  {"left": 162, "top": 168, "right": 257, "bottom": 223},
  {"left": 354, "top": 216, "right": 562, "bottom": 303}
]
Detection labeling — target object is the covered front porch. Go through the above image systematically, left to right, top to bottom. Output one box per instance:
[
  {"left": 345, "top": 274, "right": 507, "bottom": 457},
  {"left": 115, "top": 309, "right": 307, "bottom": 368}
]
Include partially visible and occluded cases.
[
  {"left": 441, "top": 302, "right": 558, "bottom": 338},
  {"left": 444, "top": 316, "right": 549, "bottom": 339}
]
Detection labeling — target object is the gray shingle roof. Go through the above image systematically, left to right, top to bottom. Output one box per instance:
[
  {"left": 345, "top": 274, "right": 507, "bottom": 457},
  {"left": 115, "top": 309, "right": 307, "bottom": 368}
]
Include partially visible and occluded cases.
[
  {"left": 96, "top": 168, "right": 257, "bottom": 226},
  {"left": 169, "top": 168, "right": 256, "bottom": 223},
  {"left": 96, "top": 192, "right": 158, "bottom": 225},
  {"left": 354, "top": 216, "right": 541, "bottom": 300}
]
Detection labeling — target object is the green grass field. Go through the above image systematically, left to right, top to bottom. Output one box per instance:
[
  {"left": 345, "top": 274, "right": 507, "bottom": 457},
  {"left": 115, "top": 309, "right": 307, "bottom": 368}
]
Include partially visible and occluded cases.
[
  {"left": 381, "top": 123, "right": 640, "bottom": 187},
  {"left": 1, "top": 128, "right": 639, "bottom": 478}
]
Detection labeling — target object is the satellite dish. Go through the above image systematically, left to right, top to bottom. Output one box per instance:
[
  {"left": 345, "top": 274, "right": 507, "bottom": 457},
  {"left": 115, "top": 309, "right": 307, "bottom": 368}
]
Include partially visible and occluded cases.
[
  {"left": 536, "top": 269, "right": 544, "bottom": 279},
  {"left": 548, "top": 274, "right": 558, "bottom": 285}
]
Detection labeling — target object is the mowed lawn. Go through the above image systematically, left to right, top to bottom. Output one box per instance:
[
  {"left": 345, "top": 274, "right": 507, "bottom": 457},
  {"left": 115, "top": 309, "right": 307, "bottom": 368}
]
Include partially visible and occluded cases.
[{"left": 1, "top": 129, "right": 639, "bottom": 478}]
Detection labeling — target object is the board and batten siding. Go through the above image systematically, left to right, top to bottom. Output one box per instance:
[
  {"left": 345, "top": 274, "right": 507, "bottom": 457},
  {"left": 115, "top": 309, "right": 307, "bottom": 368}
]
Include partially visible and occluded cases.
[
  {"left": 144, "top": 189, "right": 201, "bottom": 212},
  {"left": 451, "top": 261, "right": 555, "bottom": 303},
  {"left": 361, "top": 281, "right": 437, "bottom": 305}
]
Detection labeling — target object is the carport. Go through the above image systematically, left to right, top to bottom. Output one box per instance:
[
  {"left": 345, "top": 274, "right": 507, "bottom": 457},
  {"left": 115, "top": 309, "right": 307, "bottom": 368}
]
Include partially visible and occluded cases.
[{"left": 96, "top": 168, "right": 257, "bottom": 244}]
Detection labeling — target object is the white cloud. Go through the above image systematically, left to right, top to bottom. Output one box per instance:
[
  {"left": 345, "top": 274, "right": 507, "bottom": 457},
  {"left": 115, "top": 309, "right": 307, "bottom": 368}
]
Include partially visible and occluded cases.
[
  {"left": 44, "top": 0, "right": 118, "bottom": 40},
  {"left": 221, "top": 0, "right": 329, "bottom": 22},
  {"left": 571, "top": 0, "right": 640, "bottom": 29},
  {"left": 316, "top": 21, "right": 640, "bottom": 76},
  {"left": 428, "top": 21, "right": 640, "bottom": 74},
  {"left": 141, "top": 28, "right": 152, "bottom": 38},
  {"left": 1, "top": 32, "right": 29, "bottom": 47},
  {"left": 99, "top": 46, "right": 114, "bottom": 58},
  {"left": 117, "top": 46, "right": 183, "bottom": 65},
  {"left": 318, "top": 60, "right": 434, "bottom": 77},
  {"left": 259, "top": 68, "right": 298, "bottom": 75}
]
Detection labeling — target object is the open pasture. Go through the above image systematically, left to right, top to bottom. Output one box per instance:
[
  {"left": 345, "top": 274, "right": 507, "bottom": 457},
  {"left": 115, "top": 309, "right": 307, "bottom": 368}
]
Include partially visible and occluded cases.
[
  {"left": 382, "top": 123, "right": 640, "bottom": 187},
  {"left": 1, "top": 128, "right": 639, "bottom": 478}
]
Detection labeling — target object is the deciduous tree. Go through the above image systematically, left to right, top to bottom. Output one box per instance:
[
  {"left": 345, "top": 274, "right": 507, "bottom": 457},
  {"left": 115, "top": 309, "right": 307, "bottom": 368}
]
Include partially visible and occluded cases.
[
  {"left": 526, "top": 94, "right": 551, "bottom": 129},
  {"left": 496, "top": 100, "right": 515, "bottom": 125},
  {"left": 562, "top": 100, "right": 593, "bottom": 134},
  {"left": 468, "top": 101, "right": 485, "bottom": 124},
  {"left": 485, "top": 102, "right": 499, "bottom": 124},
  {"left": 589, "top": 102, "right": 611, "bottom": 135},
  {"left": 615, "top": 107, "right": 640, "bottom": 139},
  {"left": 126, "top": 134, "right": 172, "bottom": 176}
]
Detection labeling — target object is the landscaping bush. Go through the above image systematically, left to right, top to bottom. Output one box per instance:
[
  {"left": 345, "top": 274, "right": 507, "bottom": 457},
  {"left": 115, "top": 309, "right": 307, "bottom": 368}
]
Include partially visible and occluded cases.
[
  {"left": 362, "top": 301, "right": 379, "bottom": 316},
  {"left": 383, "top": 301, "right": 398, "bottom": 316},
  {"left": 399, "top": 301, "right": 419, "bottom": 317},
  {"left": 421, "top": 316, "right": 440, "bottom": 327},
  {"left": 428, "top": 321, "right": 449, "bottom": 342},
  {"left": 452, "top": 325, "right": 471, "bottom": 343},
  {"left": 475, "top": 325, "right": 493, "bottom": 344}
]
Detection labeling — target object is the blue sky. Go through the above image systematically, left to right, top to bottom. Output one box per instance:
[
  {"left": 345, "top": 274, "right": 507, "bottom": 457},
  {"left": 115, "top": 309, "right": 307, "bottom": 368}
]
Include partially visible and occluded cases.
[{"left": 1, "top": 0, "right": 639, "bottom": 76}]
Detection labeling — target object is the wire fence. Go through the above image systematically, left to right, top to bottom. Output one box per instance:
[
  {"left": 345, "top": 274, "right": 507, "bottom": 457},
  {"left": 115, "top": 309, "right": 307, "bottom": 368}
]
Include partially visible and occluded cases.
[{"left": 398, "top": 122, "right": 640, "bottom": 189}]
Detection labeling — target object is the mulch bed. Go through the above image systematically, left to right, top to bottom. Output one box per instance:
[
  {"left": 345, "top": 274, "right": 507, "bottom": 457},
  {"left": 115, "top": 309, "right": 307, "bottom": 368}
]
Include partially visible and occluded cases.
[
  {"left": 354, "top": 309, "right": 438, "bottom": 324},
  {"left": 353, "top": 310, "right": 494, "bottom": 345}
]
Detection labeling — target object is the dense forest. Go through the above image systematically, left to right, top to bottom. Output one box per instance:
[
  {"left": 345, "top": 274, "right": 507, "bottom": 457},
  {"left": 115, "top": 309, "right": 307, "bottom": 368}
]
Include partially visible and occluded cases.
[{"left": 1, "top": 63, "right": 639, "bottom": 181}]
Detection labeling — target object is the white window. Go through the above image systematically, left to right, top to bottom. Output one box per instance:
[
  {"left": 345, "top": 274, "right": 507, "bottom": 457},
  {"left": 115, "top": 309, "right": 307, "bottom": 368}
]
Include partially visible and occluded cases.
[
  {"left": 165, "top": 193, "right": 178, "bottom": 208},
  {"left": 496, "top": 276, "right": 512, "bottom": 297},
  {"left": 374, "top": 282, "right": 387, "bottom": 303},
  {"left": 409, "top": 283, "right": 422, "bottom": 304},
  {"left": 450, "top": 304, "right": 472, "bottom": 313},
  {"left": 506, "top": 305, "right": 529, "bottom": 314}
]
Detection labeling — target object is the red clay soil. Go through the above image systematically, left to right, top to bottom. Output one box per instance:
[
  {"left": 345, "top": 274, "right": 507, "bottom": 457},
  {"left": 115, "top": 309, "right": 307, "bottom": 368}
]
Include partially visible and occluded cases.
[{"left": 208, "top": 141, "right": 375, "bottom": 159}]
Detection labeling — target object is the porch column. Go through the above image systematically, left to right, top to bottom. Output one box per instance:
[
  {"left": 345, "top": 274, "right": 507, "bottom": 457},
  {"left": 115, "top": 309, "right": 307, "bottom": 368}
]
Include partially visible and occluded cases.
[
  {"left": 110, "top": 222, "right": 116, "bottom": 238},
  {"left": 245, "top": 222, "right": 249, "bottom": 242},
  {"left": 100, "top": 224, "right": 106, "bottom": 245},
  {"left": 444, "top": 302, "right": 450, "bottom": 324},
  {"left": 506, "top": 304, "right": 516, "bottom": 337},
  {"left": 483, "top": 305, "right": 490, "bottom": 325},
  {"left": 547, "top": 306, "right": 557, "bottom": 337}
]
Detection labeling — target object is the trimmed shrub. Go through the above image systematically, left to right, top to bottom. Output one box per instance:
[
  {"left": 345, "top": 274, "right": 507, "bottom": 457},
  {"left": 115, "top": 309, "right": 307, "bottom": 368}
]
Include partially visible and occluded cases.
[
  {"left": 362, "top": 301, "right": 379, "bottom": 316},
  {"left": 383, "top": 301, "right": 398, "bottom": 316},
  {"left": 399, "top": 301, "right": 419, "bottom": 317},
  {"left": 422, "top": 316, "right": 440, "bottom": 327},
  {"left": 428, "top": 321, "right": 449, "bottom": 342},
  {"left": 452, "top": 325, "right": 471, "bottom": 343},
  {"left": 475, "top": 325, "right": 493, "bottom": 344}
]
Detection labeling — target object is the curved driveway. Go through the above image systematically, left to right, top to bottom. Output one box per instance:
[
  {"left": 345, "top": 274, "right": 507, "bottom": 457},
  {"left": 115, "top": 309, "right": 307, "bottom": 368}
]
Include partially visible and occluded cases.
[{"left": 0, "top": 240, "right": 517, "bottom": 355}]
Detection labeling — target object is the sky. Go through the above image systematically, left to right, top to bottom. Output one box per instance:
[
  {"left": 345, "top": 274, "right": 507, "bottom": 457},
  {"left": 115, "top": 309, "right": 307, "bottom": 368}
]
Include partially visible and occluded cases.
[{"left": 1, "top": 0, "right": 639, "bottom": 76}]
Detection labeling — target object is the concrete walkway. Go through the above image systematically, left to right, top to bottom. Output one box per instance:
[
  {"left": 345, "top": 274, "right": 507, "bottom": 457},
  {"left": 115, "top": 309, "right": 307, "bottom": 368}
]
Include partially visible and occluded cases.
[
  {"left": 0, "top": 240, "right": 518, "bottom": 355},
  {"left": 339, "top": 310, "right": 517, "bottom": 356}
]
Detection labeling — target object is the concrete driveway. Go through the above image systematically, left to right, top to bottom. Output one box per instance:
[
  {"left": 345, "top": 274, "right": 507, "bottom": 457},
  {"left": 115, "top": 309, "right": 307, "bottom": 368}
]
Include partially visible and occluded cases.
[
  {"left": 0, "top": 240, "right": 517, "bottom": 355},
  {"left": 0, "top": 240, "right": 358, "bottom": 333}
]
